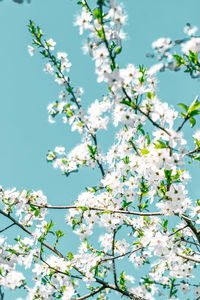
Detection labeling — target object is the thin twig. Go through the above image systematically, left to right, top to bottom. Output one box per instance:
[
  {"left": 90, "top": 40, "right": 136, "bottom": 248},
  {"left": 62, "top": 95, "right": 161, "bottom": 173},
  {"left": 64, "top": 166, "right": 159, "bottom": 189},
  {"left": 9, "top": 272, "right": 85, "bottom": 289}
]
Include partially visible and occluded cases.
[
  {"left": 27, "top": 204, "right": 164, "bottom": 216},
  {"left": 0, "top": 223, "right": 15, "bottom": 233},
  {"left": 168, "top": 225, "right": 188, "bottom": 237},
  {"left": 112, "top": 229, "right": 118, "bottom": 288},
  {"left": 176, "top": 252, "right": 200, "bottom": 263},
  {"left": 73, "top": 286, "right": 105, "bottom": 300}
]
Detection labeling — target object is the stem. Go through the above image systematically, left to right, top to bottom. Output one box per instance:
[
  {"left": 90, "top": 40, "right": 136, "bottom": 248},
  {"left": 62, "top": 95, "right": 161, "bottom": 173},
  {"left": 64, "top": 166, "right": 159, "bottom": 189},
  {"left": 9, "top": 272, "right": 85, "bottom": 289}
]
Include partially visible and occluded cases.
[
  {"left": 98, "top": 2, "right": 116, "bottom": 69},
  {"left": 122, "top": 87, "right": 171, "bottom": 136},
  {"left": 176, "top": 116, "right": 189, "bottom": 132},
  {"left": 26, "top": 204, "right": 164, "bottom": 216},
  {"left": 181, "top": 215, "right": 200, "bottom": 244},
  {"left": 0, "top": 223, "right": 15, "bottom": 233},
  {"left": 168, "top": 225, "right": 188, "bottom": 237},
  {"left": 112, "top": 229, "right": 118, "bottom": 288},
  {"left": 176, "top": 252, "right": 200, "bottom": 263},
  {"left": 73, "top": 286, "right": 105, "bottom": 300},
  {"left": 0, "top": 287, "right": 4, "bottom": 300}
]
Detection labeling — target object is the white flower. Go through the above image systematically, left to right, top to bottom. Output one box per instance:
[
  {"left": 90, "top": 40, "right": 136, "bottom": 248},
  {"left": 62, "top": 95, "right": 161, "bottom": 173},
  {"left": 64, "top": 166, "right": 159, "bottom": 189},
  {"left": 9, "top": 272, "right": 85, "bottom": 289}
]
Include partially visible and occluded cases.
[
  {"left": 74, "top": 7, "right": 93, "bottom": 35},
  {"left": 184, "top": 24, "right": 198, "bottom": 36},
  {"left": 181, "top": 37, "right": 200, "bottom": 54},
  {"left": 46, "top": 38, "right": 56, "bottom": 50},
  {"left": 152, "top": 38, "right": 172, "bottom": 53},
  {"left": 28, "top": 45, "right": 34, "bottom": 56},
  {"left": 57, "top": 51, "right": 67, "bottom": 60},
  {"left": 43, "top": 63, "right": 54, "bottom": 74},
  {"left": 148, "top": 63, "right": 164, "bottom": 75},
  {"left": 193, "top": 129, "right": 200, "bottom": 140},
  {"left": 55, "top": 146, "right": 65, "bottom": 155},
  {"left": 180, "top": 282, "right": 190, "bottom": 294},
  {"left": 194, "top": 286, "right": 200, "bottom": 297}
]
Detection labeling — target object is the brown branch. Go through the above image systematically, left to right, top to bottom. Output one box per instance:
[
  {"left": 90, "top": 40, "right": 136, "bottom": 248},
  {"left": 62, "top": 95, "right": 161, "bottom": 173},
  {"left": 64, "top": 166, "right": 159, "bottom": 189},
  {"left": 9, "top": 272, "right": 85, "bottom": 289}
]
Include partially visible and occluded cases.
[
  {"left": 122, "top": 88, "right": 171, "bottom": 136},
  {"left": 28, "top": 204, "right": 163, "bottom": 216},
  {"left": 181, "top": 215, "right": 200, "bottom": 244},
  {"left": 0, "top": 223, "right": 15, "bottom": 233},
  {"left": 168, "top": 225, "right": 188, "bottom": 237},
  {"left": 112, "top": 229, "right": 118, "bottom": 288},
  {"left": 179, "top": 238, "right": 200, "bottom": 247},
  {"left": 101, "top": 247, "right": 144, "bottom": 262},
  {"left": 176, "top": 252, "right": 200, "bottom": 263},
  {"left": 73, "top": 286, "right": 105, "bottom": 300}
]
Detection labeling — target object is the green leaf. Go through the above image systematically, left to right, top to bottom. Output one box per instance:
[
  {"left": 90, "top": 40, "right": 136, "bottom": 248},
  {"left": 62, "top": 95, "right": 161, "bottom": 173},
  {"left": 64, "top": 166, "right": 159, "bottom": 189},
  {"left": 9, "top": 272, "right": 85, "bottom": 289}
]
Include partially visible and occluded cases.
[
  {"left": 93, "top": 8, "right": 101, "bottom": 19},
  {"left": 115, "top": 47, "right": 122, "bottom": 54},
  {"left": 173, "top": 54, "right": 186, "bottom": 66},
  {"left": 147, "top": 91, "right": 154, "bottom": 99},
  {"left": 120, "top": 99, "right": 134, "bottom": 108},
  {"left": 190, "top": 102, "right": 200, "bottom": 111},
  {"left": 178, "top": 103, "right": 189, "bottom": 111},
  {"left": 190, "top": 110, "right": 200, "bottom": 117},
  {"left": 180, "top": 112, "right": 186, "bottom": 118},
  {"left": 189, "top": 117, "right": 196, "bottom": 127},
  {"left": 194, "top": 138, "right": 200, "bottom": 148},
  {"left": 154, "top": 140, "right": 167, "bottom": 149},
  {"left": 87, "top": 145, "right": 97, "bottom": 156},
  {"left": 140, "top": 148, "right": 149, "bottom": 155},
  {"left": 30, "top": 204, "right": 36, "bottom": 211},
  {"left": 78, "top": 206, "right": 88, "bottom": 212},
  {"left": 34, "top": 208, "right": 40, "bottom": 217},
  {"left": 68, "top": 252, "right": 74, "bottom": 260},
  {"left": 119, "top": 271, "right": 126, "bottom": 290}
]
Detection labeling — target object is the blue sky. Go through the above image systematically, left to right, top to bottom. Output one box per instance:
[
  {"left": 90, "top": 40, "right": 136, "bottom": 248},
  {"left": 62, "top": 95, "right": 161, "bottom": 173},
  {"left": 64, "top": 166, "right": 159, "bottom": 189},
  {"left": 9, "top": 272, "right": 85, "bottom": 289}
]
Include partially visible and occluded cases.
[{"left": 1, "top": 0, "right": 200, "bottom": 298}]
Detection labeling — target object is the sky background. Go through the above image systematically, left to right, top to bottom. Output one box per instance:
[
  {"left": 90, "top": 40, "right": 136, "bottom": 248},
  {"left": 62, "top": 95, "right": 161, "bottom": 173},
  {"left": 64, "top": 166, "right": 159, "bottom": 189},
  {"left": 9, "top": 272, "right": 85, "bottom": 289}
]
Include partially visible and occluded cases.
[{"left": 1, "top": 0, "right": 200, "bottom": 299}]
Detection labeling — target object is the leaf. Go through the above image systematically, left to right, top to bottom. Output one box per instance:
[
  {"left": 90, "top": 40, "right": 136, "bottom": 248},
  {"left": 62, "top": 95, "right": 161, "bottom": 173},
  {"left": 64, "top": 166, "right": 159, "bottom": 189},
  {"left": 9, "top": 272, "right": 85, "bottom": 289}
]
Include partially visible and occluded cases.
[
  {"left": 93, "top": 8, "right": 101, "bottom": 19},
  {"left": 115, "top": 47, "right": 122, "bottom": 54},
  {"left": 173, "top": 54, "right": 186, "bottom": 66},
  {"left": 147, "top": 91, "right": 154, "bottom": 99},
  {"left": 120, "top": 99, "right": 134, "bottom": 107},
  {"left": 190, "top": 102, "right": 200, "bottom": 111},
  {"left": 178, "top": 103, "right": 189, "bottom": 111},
  {"left": 189, "top": 110, "right": 200, "bottom": 117},
  {"left": 180, "top": 112, "right": 186, "bottom": 118},
  {"left": 189, "top": 117, "right": 196, "bottom": 127},
  {"left": 154, "top": 140, "right": 167, "bottom": 149},
  {"left": 140, "top": 148, "right": 149, "bottom": 155},
  {"left": 30, "top": 204, "right": 36, "bottom": 211},
  {"left": 77, "top": 206, "right": 88, "bottom": 212},
  {"left": 34, "top": 208, "right": 40, "bottom": 217},
  {"left": 101, "top": 210, "right": 112, "bottom": 214},
  {"left": 68, "top": 252, "right": 74, "bottom": 260}
]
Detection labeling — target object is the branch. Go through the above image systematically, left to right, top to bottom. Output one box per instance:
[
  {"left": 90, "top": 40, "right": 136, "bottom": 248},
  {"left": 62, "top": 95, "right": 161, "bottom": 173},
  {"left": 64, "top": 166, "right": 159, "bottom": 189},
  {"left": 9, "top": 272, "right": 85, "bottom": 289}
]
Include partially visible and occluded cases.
[
  {"left": 122, "top": 88, "right": 171, "bottom": 136},
  {"left": 176, "top": 116, "right": 189, "bottom": 132},
  {"left": 28, "top": 204, "right": 163, "bottom": 216},
  {"left": 181, "top": 215, "right": 200, "bottom": 244},
  {"left": 0, "top": 223, "right": 15, "bottom": 233},
  {"left": 168, "top": 225, "right": 188, "bottom": 237},
  {"left": 112, "top": 229, "right": 118, "bottom": 288},
  {"left": 179, "top": 237, "right": 200, "bottom": 248},
  {"left": 101, "top": 247, "right": 144, "bottom": 262},
  {"left": 176, "top": 252, "right": 200, "bottom": 263},
  {"left": 73, "top": 286, "right": 105, "bottom": 300},
  {"left": 0, "top": 287, "right": 4, "bottom": 300}
]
